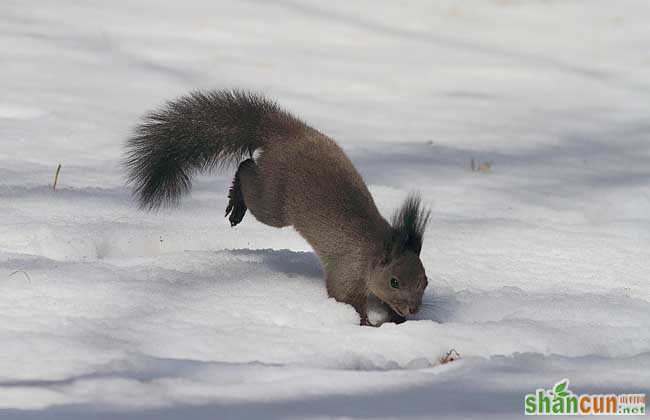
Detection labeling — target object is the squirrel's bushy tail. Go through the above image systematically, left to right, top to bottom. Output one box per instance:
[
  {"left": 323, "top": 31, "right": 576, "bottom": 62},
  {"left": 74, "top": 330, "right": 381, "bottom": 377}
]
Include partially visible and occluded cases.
[{"left": 124, "top": 89, "right": 302, "bottom": 210}]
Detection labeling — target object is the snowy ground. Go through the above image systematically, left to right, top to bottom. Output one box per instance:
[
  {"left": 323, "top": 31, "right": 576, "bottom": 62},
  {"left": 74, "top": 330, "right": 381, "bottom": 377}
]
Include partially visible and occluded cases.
[{"left": 1, "top": 1, "right": 649, "bottom": 419}]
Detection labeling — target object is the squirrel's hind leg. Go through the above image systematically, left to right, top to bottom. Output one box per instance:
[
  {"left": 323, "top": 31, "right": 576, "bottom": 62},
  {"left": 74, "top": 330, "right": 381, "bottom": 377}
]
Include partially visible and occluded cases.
[
  {"left": 236, "top": 158, "right": 288, "bottom": 228},
  {"left": 225, "top": 161, "right": 249, "bottom": 226}
]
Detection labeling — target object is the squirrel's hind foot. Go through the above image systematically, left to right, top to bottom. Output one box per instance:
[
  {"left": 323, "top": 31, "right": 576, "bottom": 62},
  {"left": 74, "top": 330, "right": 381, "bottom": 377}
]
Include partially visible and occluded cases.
[{"left": 225, "top": 168, "right": 248, "bottom": 226}]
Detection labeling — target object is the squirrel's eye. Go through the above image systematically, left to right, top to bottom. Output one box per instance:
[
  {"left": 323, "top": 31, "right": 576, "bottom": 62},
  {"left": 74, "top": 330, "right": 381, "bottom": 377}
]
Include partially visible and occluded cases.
[{"left": 390, "top": 277, "right": 400, "bottom": 289}]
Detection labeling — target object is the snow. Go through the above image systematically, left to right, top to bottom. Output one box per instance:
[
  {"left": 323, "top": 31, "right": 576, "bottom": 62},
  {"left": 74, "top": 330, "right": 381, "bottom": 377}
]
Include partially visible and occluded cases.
[{"left": 1, "top": 0, "right": 649, "bottom": 418}]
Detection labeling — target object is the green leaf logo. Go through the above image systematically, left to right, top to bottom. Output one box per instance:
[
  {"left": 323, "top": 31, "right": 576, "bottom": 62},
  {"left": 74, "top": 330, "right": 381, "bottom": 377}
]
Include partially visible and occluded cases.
[{"left": 553, "top": 380, "right": 570, "bottom": 398}]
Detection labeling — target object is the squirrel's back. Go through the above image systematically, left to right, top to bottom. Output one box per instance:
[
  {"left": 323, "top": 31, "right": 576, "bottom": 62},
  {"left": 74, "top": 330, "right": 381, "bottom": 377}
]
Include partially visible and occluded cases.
[{"left": 256, "top": 126, "right": 388, "bottom": 253}]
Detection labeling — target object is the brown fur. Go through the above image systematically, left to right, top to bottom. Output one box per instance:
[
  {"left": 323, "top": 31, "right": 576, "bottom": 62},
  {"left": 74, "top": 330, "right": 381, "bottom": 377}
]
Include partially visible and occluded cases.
[{"left": 124, "top": 90, "right": 430, "bottom": 326}]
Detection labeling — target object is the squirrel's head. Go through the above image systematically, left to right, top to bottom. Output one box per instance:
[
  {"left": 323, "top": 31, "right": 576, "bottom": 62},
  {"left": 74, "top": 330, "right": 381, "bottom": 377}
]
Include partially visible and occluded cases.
[{"left": 368, "top": 194, "right": 430, "bottom": 317}]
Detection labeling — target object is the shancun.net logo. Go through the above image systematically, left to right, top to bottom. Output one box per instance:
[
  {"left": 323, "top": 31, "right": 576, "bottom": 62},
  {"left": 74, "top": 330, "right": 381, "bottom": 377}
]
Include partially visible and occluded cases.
[{"left": 524, "top": 379, "right": 646, "bottom": 416}]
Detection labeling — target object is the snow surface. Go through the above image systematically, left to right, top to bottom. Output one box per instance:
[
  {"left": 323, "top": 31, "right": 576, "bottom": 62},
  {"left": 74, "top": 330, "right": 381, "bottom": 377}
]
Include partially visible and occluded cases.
[{"left": 1, "top": 1, "right": 649, "bottom": 419}]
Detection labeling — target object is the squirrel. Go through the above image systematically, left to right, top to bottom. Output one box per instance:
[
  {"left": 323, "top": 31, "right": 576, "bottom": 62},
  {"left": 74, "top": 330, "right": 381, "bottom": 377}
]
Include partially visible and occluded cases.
[{"left": 124, "top": 90, "right": 430, "bottom": 326}]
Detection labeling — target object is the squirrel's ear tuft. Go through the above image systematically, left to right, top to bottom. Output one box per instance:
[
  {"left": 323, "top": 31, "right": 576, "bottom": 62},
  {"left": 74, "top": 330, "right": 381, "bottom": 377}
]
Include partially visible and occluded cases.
[
  {"left": 389, "top": 193, "right": 431, "bottom": 255},
  {"left": 381, "top": 239, "right": 394, "bottom": 265}
]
